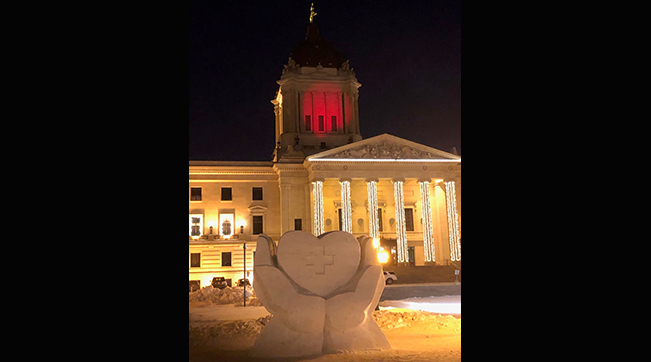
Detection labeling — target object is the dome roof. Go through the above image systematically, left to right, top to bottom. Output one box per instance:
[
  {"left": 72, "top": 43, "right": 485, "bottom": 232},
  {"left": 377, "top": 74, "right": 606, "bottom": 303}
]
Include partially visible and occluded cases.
[{"left": 289, "top": 21, "right": 346, "bottom": 68}]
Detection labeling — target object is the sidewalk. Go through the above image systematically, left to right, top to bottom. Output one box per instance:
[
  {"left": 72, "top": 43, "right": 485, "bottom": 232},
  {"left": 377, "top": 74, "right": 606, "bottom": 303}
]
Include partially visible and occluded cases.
[
  {"left": 385, "top": 282, "right": 460, "bottom": 287},
  {"left": 380, "top": 283, "right": 460, "bottom": 301}
]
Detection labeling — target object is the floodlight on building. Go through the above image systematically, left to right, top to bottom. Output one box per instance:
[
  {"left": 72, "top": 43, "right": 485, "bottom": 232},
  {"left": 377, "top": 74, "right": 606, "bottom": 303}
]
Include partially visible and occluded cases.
[{"left": 377, "top": 249, "right": 390, "bottom": 264}]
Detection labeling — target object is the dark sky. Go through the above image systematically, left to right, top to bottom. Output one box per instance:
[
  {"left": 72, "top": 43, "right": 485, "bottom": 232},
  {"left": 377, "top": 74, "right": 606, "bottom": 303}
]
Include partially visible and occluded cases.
[{"left": 189, "top": 0, "right": 460, "bottom": 161}]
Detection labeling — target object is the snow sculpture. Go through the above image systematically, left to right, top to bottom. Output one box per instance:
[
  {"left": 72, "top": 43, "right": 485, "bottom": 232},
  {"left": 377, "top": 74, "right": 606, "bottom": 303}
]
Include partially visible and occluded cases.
[{"left": 250, "top": 231, "right": 391, "bottom": 358}]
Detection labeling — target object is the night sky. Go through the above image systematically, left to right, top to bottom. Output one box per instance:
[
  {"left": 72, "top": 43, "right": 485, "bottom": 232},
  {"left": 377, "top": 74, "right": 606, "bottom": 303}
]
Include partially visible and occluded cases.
[{"left": 189, "top": 0, "right": 461, "bottom": 161}]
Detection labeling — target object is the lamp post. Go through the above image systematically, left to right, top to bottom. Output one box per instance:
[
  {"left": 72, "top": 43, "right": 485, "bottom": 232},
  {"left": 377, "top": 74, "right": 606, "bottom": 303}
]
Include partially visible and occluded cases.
[{"left": 243, "top": 242, "right": 247, "bottom": 307}]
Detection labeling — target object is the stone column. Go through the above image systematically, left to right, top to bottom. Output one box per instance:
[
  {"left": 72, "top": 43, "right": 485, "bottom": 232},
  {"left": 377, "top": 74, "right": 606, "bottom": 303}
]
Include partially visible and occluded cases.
[
  {"left": 312, "top": 179, "right": 324, "bottom": 236},
  {"left": 339, "top": 179, "right": 352, "bottom": 233},
  {"left": 366, "top": 179, "right": 379, "bottom": 240},
  {"left": 393, "top": 179, "right": 408, "bottom": 265},
  {"left": 419, "top": 180, "right": 435, "bottom": 264},
  {"left": 444, "top": 181, "right": 461, "bottom": 261}
]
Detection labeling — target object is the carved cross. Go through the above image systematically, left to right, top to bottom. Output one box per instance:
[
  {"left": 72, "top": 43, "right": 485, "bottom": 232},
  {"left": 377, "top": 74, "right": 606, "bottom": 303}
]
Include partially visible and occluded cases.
[{"left": 305, "top": 246, "right": 334, "bottom": 274}]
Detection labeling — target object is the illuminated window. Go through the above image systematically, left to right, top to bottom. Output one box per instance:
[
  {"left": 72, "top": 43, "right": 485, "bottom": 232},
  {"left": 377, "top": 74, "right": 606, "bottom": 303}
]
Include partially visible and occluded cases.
[
  {"left": 305, "top": 115, "right": 312, "bottom": 131},
  {"left": 318, "top": 115, "right": 324, "bottom": 131},
  {"left": 331, "top": 116, "right": 337, "bottom": 131},
  {"left": 190, "top": 187, "right": 202, "bottom": 201},
  {"left": 221, "top": 187, "right": 232, "bottom": 201},
  {"left": 252, "top": 187, "right": 263, "bottom": 200},
  {"left": 404, "top": 208, "right": 414, "bottom": 232},
  {"left": 189, "top": 214, "right": 203, "bottom": 237},
  {"left": 253, "top": 215, "right": 263, "bottom": 234},
  {"left": 191, "top": 217, "right": 201, "bottom": 236},
  {"left": 294, "top": 218, "right": 302, "bottom": 231},
  {"left": 221, "top": 252, "right": 232, "bottom": 267},
  {"left": 190, "top": 253, "right": 201, "bottom": 268}
]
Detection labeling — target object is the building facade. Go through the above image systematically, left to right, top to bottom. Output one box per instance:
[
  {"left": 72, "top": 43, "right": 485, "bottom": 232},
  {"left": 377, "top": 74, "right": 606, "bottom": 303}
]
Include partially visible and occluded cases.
[{"left": 189, "top": 14, "right": 460, "bottom": 290}]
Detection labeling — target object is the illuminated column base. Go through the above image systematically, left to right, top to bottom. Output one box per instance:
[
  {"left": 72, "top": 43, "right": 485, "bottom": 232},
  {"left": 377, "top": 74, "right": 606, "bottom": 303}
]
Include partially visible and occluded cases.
[
  {"left": 340, "top": 179, "right": 352, "bottom": 233},
  {"left": 366, "top": 179, "right": 379, "bottom": 240},
  {"left": 393, "top": 179, "right": 409, "bottom": 265},
  {"left": 312, "top": 180, "right": 324, "bottom": 236},
  {"left": 419, "top": 180, "right": 435, "bottom": 263},
  {"left": 445, "top": 181, "right": 461, "bottom": 261}
]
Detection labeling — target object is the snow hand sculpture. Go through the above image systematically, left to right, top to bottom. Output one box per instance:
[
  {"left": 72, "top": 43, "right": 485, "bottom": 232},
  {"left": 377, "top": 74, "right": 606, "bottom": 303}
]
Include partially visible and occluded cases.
[{"left": 250, "top": 231, "right": 391, "bottom": 358}]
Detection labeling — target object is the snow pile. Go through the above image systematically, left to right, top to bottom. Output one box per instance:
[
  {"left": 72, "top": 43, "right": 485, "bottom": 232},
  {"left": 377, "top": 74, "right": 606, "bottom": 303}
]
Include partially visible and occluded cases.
[
  {"left": 189, "top": 285, "right": 255, "bottom": 305},
  {"left": 234, "top": 297, "right": 263, "bottom": 307},
  {"left": 189, "top": 310, "right": 458, "bottom": 344},
  {"left": 372, "top": 310, "right": 460, "bottom": 331},
  {"left": 189, "top": 315, "right": 271, "bottom": 352}
]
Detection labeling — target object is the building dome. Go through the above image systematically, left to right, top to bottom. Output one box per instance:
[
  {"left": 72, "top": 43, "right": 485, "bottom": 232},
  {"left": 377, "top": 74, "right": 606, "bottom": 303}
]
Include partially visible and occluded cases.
[{"left": 289, "top": 21, "right": 346, "bottom": 68}]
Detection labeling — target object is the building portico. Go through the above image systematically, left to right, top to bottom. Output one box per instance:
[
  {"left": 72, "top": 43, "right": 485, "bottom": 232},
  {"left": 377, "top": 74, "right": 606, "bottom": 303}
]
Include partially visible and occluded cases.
[{"left": 302, "top": 133, "right": 461, "bottom": 266}]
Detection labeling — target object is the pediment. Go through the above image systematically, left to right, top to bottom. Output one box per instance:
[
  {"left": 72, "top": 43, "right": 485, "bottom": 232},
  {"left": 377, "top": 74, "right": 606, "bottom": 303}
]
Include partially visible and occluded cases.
[
  {"left": 306, "top": 134, "right": 460, "bottom": 162},
  {"left": 248, "top": 204, "right": 268, "bottom": 215}
]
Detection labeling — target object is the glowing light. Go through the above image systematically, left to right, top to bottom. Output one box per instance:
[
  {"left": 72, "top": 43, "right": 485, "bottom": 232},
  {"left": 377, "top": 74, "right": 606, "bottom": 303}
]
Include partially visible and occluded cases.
[
  {"left": 312, "top": 180, "right": 324, "bottom": 236},
  {"left": 340, "top": 180, "right": 352, "bottom": 233},
  {"left": 366, "top": 180, "right": 380, "bottom": 240},
  {"left": 393, "top": 180, "right": 408, "bottom": 264},
  {"left": 420, "top": 181, "right": 435, "bottom": 263},
  {"left": 445, "top": 181, "right": 461, "bottom": 261},
  {"left": 372, "top": 238, "right": 380, "bottom": 249},
  {"left": 377, "top": 249, "right": 390, "bottom": 264}
]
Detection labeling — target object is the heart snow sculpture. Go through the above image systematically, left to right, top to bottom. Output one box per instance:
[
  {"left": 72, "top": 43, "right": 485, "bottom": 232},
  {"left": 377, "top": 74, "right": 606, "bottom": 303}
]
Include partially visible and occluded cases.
[{"left": 277, "top": 231, "right": 361, "bottom": 297}]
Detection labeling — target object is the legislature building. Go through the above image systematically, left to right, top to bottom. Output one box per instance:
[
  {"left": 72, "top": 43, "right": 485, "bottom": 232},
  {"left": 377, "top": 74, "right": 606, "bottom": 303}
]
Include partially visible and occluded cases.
[{"left": 189, "top": 10, "right": 461, "bottom": 290}]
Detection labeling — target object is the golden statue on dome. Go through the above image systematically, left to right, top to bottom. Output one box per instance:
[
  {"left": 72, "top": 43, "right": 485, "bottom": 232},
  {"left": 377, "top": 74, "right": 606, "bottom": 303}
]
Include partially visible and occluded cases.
[{"left": 309, "top": 3, "right": 317, "bottom": 23}]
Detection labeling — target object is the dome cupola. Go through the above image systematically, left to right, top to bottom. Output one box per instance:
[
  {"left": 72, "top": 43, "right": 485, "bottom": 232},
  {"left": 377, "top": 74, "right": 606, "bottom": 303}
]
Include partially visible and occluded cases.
[{"left": 289, "top": 4, "right": 346, "bottom": 68}]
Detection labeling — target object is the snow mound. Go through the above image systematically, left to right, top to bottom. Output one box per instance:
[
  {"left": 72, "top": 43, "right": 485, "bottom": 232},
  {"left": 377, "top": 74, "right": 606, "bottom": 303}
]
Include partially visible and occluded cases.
[
  {"left": 189, "top": 285, "right": 255, "bottom": 305},
  {"left": 372, "top": 310, "right": 460, "bottom": 330},
  {"left": 189, "top": 315, "right": 272, "bottom": 352}
]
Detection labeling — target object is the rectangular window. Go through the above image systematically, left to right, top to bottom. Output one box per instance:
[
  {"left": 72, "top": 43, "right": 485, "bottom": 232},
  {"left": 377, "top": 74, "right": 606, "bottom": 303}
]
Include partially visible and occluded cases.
[
  {"left": 305, "top": 115, "right": 312, "bottom": 131},
  {"left": 318, "top": 115, "right": 324, "bottom": 131},
  {"left": 331, "top": 116, "right": 337, "bottom": 131},
  {"left": 190, "top": 187, "right": 202, "bottom": 201},
  {"left": 221, "top": 187, "right": 232, "bottom": 201},
  {"left": 252, "top": 187, "right": 263, "bottom": 200},
  {"left": 338, "top": 208, "right": 343, "bottom": 231},
  {"left": 377, "top": 208, "right": 383, "bottom": 232},
  {"left": 404, "top": 208, "right": 414, "bottom": 232},
  {"left": 189, "top": 214, "right": 203, "bottom": 237},
  {"left": 253, "top": 215, "right": 263, "bottom": 234},
  {"left": 191, "top": 217, "right": 201, "bottom": 236},
  {"left": 294, "top": 218, "right": 302, "bottom": 231},
  {"left": 408, "top": 246, "right": 415, "bottom": 264},
  {"left": 221, "top": 252, "right": 232, "bottom": 267},
  {"left": 190, "top": 253, "right": 201, "bottom": 268}
]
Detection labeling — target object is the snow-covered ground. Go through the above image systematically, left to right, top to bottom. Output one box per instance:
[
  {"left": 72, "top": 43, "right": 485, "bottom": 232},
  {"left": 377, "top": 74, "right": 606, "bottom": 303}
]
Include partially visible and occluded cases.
[
  {"left": 189, "top": 286, "right": 461, "bottom": 362},
  {"left": 189, "top": 295, "right": 460, "bottom": 324},
  {"left": 380, "top": 295, "right": 461, "bottom": 316},
  {"left": 190, "top": 304, "right": 270, "bottom": 323}
]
